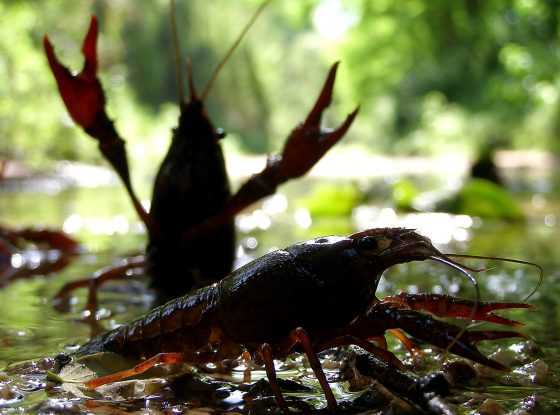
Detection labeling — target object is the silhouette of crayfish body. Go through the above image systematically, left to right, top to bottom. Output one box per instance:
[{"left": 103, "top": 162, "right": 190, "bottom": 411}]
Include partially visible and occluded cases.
[
  {"left": 147, "top": 98, "right": 234, "bottom": 301},
  {"left": 76, "top": 228, "right": 532, "bottom": 412},
  {"left": 80, "top": 231, "right": 385, "bottom": 358}
]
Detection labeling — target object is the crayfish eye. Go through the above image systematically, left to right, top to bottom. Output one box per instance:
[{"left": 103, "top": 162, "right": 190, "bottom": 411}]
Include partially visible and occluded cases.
[
  {"left": 215, "top": 128, "right": 226, "bottom": 140},
  {"left": 356, "top": 236, "right": 392, "bottom": 254}
]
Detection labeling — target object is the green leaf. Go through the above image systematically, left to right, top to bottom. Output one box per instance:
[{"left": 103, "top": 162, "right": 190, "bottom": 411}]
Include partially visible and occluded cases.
[
  {"left": 392, "top": 179, "right": 419, "bottom": 211},
  {"left": 438, "top": 179, "right": 524, "bottom": 221},
  {"left": 298, "top": 183, "right": 362, "bottom": 217}
]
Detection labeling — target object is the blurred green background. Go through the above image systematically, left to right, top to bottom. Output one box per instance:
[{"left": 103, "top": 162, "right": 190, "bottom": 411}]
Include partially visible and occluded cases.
[
  {"left": 2, "top": 0, "right": 560, "bottom": 170},
  {"left": 2, "top": 2, "right": 560, "bottom": 412}
]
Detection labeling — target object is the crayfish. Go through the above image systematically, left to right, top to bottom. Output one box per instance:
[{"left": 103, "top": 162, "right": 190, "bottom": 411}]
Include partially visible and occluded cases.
[
  {"left": 44, "top": 3, "right": 358, "bottom": 310},
  {"left": 0, "top": 163, "right": 80, "bottom": 285},
  {"left": 55, "top": 228, "right": 540, "bottom": 412}
]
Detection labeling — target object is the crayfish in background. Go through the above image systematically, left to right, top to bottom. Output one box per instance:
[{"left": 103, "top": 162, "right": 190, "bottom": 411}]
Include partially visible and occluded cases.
[
  {"left": 43, "top": 2, "right": 358, "bottom": 312},
  {"left": 0, "top": 161, "right": 81, "bottom": 285},
  {"left": 53, "top": 228, "right": 541, "bottom": 413}
]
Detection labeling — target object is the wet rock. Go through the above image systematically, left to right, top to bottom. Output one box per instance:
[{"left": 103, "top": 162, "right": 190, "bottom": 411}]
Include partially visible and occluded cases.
[
  {"left": 488, "top": 347, "right": 518, "bottom": 367},
  {"left": 442, "top": 360, "right": 478, "bottom": 386},
  {"left": 514, "top": 360, "right": 548, "bottom": 385},
  {"left": 171, "top": 372, "right": 233, "bottom": 406},
  {"left": 95, "top": 377, "right": 169, "bottom": 400},
  {"left": 242, "top": 378, "right": 317, "bottom": 414},
  {"left": 0, "top": 383, "right": 22, "bottom": 404},
  {"left": 350, "top": 388, "right": 392, "bottom": 411},
  {"left": 245, "top": 395, "right": 312, "bottom": 414},
  {"left": 30, "top": 398, "right": 82, "bottom": 414},
  {"left": 478, "top": 398, "right": 504, "bottom": 415}
]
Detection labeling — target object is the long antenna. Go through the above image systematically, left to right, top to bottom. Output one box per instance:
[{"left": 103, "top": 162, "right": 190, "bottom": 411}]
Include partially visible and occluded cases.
[
  {"left": 170, "top": 0, "right": 185, "bottom": 103},
  {"left": 201, "top": 0, "right": 272, "bottom": 101},
  {"left": 445, "top": 254, "right": 544, "bottom": 301},
  {"left": 429, "top": 255, "right": 481, "bottom": 358}
]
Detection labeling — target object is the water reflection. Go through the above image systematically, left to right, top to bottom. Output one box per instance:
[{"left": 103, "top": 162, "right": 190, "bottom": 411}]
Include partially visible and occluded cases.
[{"left": 0, "top": 176, "right": 559, "bottom": 413}]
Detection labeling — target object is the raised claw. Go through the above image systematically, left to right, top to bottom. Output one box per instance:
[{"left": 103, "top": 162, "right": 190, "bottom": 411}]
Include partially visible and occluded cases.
[
  {"left": 44, "top": 16, "right": 105, "bottom": 131},
  {"left": 44, "top": 17, "right": 153, "bottom": 233},
  {"left": 182, "top": 63, "right": 357, "bottom": 242},
  {"left": 275, "top": 63, "right": 359, "bottom": 181},
  {"left": 383, "top": 293, "right": 532, "bottom": 327}
]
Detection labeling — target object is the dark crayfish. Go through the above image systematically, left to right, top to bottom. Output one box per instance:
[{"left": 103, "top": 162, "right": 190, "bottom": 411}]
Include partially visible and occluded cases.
[
  {"left": 43, "top": 4, "right": 358, "bottom": 309},
  {"left": 0, "top": 163, "right": 80, "bottom": 284},
  {"left": 0, "top": 226, "right": 79, "bottom": 284},
  {"left": 65, "top": 228, "right": 540, "bottom": 412}
]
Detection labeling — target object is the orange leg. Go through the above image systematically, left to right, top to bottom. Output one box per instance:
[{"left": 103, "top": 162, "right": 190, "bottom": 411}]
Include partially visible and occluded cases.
[
  {"left": 54, "top": 256, "right": 145, "bottom": 314},
  {"left": 383, "top": 293, "right": 532, "bottom": 327},
  {"left": 288, "top": 327, "right": 337, "bottom": 411},
  {"left": 387, "top": 329, "right": 423, "bottom": 358},
  {"left": 369, "top": 335, "right": 387, "bottom": 350},
  {"left": 259, "top": 343, "right": 289, "bottom": 414},
  {"left": 242, "top": 350, "right": 252, "bottom": 384},
  {"left": 85, "top": 352, "right": 184, "bottom": 389}
]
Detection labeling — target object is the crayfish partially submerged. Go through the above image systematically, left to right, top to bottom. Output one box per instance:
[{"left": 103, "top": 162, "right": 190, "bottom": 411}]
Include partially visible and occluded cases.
[{"left": 57, "top": 228, "right": 538, "bottom": 412}]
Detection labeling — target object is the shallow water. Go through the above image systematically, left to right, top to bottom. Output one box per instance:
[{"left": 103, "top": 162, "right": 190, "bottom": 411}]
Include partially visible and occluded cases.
[{"left": 0, "top": 173, "right": 559, "bottom": 413}]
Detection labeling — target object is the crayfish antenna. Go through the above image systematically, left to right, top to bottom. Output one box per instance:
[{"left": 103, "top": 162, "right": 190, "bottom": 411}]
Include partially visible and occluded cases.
[
  {"left": 170, "top": 0, "right": 185, "bottom": 103},
  {"left": 200, "top": 0, "right": 272, "bottom": 101},
  {"left": 185, "top": 58, "right": 198, "bottom": 101},
  {"left": 444, "top": 254, "right": 544, "bottom": 301},
  {"left": 428, "top": 255, "right": 481, "bottom": 358}
]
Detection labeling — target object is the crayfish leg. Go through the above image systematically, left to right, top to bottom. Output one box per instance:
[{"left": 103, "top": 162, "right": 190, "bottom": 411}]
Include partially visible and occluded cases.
[
  {"left": 1, "top": 227, "right": 80, "bottom": 254},
  {"left": 54, "top": 256, "right": 145, "bottom": 315},
  {"left": 383, "top": 293, "right": 532, "bottom": 327},
  {"left": 288, "top": 327, "right": 337, "bottom": 411},
  {"left": 387, "top": 329, "right": 423, "bottom": 358},
  {"left": 315, "top": 334, "right": 405, "bottom": 370},
  {"left": 259, "top": 343, "right": 289, "bottom": 413},
  {"left": 85, "top": 352, "right": 184, "bottom": 389}
]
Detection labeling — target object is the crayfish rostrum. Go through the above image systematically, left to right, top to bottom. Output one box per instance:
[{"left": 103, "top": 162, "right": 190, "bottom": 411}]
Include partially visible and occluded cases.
[{"left": 58, "top": 228, "right": 537, "bottom": 412}]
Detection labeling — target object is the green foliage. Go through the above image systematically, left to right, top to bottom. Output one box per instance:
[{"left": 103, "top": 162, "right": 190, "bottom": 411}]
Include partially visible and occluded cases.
[
  {"left": 4, "top": 0, "right": 560, "bottom": 169},
  {"left": 437, "top": 178, "right": 525, "bottom": 221},
  {"left": 391, "top": 179, "right": 419, "bottom": 211},
  {"left": 298, "top": 182, "right": 362, "bottom": 217}
]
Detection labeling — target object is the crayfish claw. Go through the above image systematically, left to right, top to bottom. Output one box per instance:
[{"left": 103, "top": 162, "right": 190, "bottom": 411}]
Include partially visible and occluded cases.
[
  {"left": 44, "top": 16, "right": 105, "bottom": 131},
  {"left": 303, "top": 62, "right": 339, "bottom": 128},
  {"left": 190, "top": 63, "right": 358, "bottom": 241},
  {"left": 274, "top": 64, "right": 358, "bottom": 181},
  {"left": 323, "top": 106, "right": 360, "bottom": 147},
  {"left": 383, "top": 293, "right": 531, "bottom": 328},
  {"left": 364, "top": 302, "right": 524, "bottom": 371}
]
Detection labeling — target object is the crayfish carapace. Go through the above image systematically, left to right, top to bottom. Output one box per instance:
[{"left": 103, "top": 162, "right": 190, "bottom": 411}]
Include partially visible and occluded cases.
[{"left": 58, "top": 228, "right": 540, "bottom": 412}]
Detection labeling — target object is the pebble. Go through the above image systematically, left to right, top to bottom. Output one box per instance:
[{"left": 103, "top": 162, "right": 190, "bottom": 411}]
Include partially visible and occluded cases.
[{"left": 478, "top": 398, "right": 504, "bottom": 415}]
